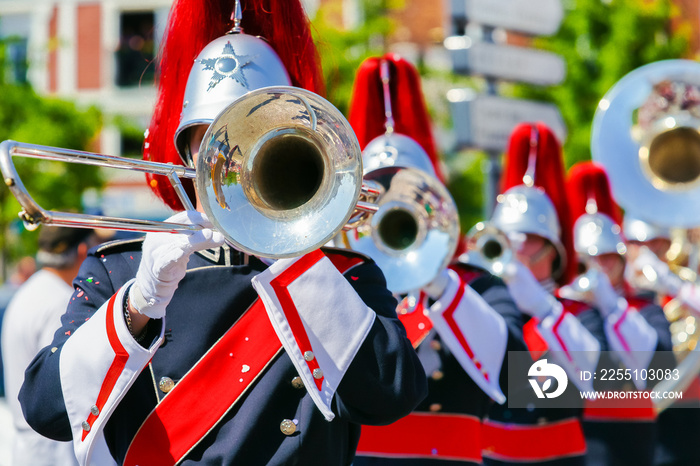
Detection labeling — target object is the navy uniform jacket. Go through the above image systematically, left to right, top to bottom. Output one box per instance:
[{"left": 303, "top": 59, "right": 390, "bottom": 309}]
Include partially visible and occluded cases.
[
  {"left": 19, "top": 239, "right": 427, "bottom": 465},
  {"left": 354, "top": 264, "right": 526, "bottom": 466},
  {"left": 582, "top": 291, "right": 673, "bottom": 466},
  {"left": 484, "top": 298, "right": 608, "bottom": 466}
]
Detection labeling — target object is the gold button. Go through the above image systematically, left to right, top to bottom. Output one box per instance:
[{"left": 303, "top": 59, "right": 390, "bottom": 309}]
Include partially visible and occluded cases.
[
  {"left": 51, "top": 347, "right": 58, "bottom": 353},
  {"left": 303, "top": 351, "right": 315, "bottom": 361},
  {"left": 313, "top": 368, "right": 323, "bottom": 380},
  {"left": 431, "top": 370, "right": 444, "bottom": 381},
  {"left": 159, "top": 376, "right": 175, "bottom": 393},
  {"left": 291, "top": 376, "right": 304, "bottom": 389},
  {"left": 429, "top": 403, "right": 442, "bottom": 412},
  {"left": 280, "top": 419, "right": 297, "bottom": 435}
]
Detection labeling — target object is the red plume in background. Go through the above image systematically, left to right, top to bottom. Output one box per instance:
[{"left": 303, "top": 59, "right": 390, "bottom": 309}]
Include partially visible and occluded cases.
[
  {"left": 144, "top": 0, "right": 324, "bottom": 210},
  {"left": 347, "top": 53, "right": 444, "bottom": 182},
  {"left": 500, "top": 122, "right": 575, "bottom": 285},
  {"left": 566, "top": 161, "right": 623, "bottom": 227}
]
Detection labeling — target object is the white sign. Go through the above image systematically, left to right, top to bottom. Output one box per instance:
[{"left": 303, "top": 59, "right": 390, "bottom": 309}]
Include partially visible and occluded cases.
[
  {"left": 451, "top": 0, "right": 564, "bottom": 36},
  {"left": 445, "top": 37, "right": 566, "bottom": 86},
  {"left": 448, "top": 89, "right": 567, "bottom": 152}
]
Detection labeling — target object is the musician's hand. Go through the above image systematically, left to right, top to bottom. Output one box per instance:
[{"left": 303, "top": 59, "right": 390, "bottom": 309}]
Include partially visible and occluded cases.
[
  {"left": 129, "top": 211, "right": 225, "bottom": 318},
  {"left": 626, "top": 246, "right": 682, "bottom": 297},
  {"left": 502, "top": 260, "right": 561, "bottom": 319},
  {"left": 588, "top": 268, "right": 625, "bottom": 317}
]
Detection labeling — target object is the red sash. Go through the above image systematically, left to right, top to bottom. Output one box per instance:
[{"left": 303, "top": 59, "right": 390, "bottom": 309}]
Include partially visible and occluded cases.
[
  {"left": 123, "top": 250, "right": 364, "bottom": 466},
  {"left": 583, "top": 397, "right": 656, "bottom": 422},
  {"left": 356, "top": 412, "right": 482, "bottom": 463},
  {"left": 482, "top": 417, "right": 586, "bottom": 462}
]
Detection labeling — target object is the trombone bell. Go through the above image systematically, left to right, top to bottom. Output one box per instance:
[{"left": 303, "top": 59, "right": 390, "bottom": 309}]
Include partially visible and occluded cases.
[{"left": 198, "top": 87, "right": 363, "bottom": 258}]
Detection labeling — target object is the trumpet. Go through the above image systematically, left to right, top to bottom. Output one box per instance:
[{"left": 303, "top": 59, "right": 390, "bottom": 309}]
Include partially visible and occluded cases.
[
  {"left": 0, "top": 87, "right": 378, "bottom": 259},
  {"left": 460, "top": 222, "right": 513, "bottom": 276}
]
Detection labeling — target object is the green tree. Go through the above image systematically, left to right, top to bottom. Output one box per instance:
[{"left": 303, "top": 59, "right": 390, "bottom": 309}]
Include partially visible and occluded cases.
[
  {"left": 312, "top": 0, "right": 400, "bottom": 115},
  {"left": 516, "top": 0, "right": 689, "bottom": 167},
  {"left": 0, "top": 37, "right": 103, "bottom": 280}
]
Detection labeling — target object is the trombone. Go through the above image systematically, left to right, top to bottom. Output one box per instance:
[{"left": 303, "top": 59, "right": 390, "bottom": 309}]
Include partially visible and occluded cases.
[{"left": 0, "top": 86, "right": 378, "bottom": 259}]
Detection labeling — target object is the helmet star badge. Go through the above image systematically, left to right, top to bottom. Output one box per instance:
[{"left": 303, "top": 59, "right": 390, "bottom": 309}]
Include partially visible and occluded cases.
[{"left": 198, "top": 41, "right": 257, "bottom": 91}]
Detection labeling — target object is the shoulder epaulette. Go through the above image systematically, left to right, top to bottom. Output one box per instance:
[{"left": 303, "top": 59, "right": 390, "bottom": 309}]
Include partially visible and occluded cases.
[{"left": 94, "top": 237, "right": 145, "bottom": 255}]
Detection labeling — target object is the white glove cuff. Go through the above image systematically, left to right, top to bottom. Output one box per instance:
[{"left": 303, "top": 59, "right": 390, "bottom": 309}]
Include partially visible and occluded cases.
[{"left": 129, "top": 283, "right": 166, "bottom": 319}]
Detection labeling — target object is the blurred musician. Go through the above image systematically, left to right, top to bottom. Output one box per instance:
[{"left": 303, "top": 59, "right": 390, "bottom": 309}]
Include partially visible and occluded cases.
[
  {"left": 481, "top": 122, "right": 605, "bottom": 466},
  {"left": 560, "top": 161, "right": 673, "bottom": 466}
]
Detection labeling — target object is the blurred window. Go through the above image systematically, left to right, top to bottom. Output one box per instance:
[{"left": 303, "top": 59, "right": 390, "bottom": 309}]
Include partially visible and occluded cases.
[{"left": 116, "top": 11, "right": 155, "bottom": 87}]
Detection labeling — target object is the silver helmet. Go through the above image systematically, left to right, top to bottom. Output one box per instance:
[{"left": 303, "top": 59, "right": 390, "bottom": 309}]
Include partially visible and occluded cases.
[
  {"left": 174, "top": 33, "right": 291, "bottom": 164},
  {"left": 362, "top": 133, "right": 436, "bottom": 177},
  {"left": 491, "top": 184, "right": 567, "bottom": 277},
  {"left": 573, "top": 212, "right": 627, "bottom": 257},
  {"left": 622, "top": 214, "right": 672, "bottom": 242}
]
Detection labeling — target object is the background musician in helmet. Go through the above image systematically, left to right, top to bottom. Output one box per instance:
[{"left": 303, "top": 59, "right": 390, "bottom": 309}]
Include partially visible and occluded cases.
[
  {"left": 16, "top": 1, "right": 427, "bottom": 465},
  {"left": 345, "top": 54, "right": 526, "bottom": 466},
  {"left": 481, "top": 122, "right": 606, "bottom": 466},
  {"left": 560, "top": 161, "right": 673, "bottom": 466},
  {"left": 623, "top": 215, "right": 700, "bottom": 466}
]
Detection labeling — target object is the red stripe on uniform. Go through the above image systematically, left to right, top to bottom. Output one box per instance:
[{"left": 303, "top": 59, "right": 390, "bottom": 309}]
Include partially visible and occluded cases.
[
  {"left": 270, "top": 250, "right": 326, "bottom": 391},
  {"left": 442, "top": 281, "right": 489, "bottom": 381},
  {"left": 81, "top": 293, "right": 129, "bottom": 441},
  {"left": 612, "top": 307, "right": 632, "bottom": 352},
  {"left": 357, "top": 412, "right": 482, "bottom": 463},
  {"left": 481, "top": 418, "right": 586, "bottom": 461}
]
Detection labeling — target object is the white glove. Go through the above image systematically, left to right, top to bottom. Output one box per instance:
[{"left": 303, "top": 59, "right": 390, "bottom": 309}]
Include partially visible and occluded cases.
[
  {"left": 129, "top": 211, "right": 225, "bottom": 318},
  {"left": 626, "top": 246, "right": 682, "bottom": 296},
  {"left": 502, "top": 260, "right": 561, "bottom": 319},
  {"left": 588, "top": 268, "right": 626, "bottom": 318}
]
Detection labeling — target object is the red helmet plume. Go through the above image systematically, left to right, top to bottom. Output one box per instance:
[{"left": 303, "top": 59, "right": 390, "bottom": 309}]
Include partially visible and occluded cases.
[
  {"left": 144, "top": 0, "right": 324, "bottom": 210},
  {"left": 347, "top": 53, "right": 444, "bottom": 182},
  {"left": 499, "top": 122, "right": 575, "bottom": 285},
  {"left": 566, "top": 161, "right": 622, "bottom": 226}
]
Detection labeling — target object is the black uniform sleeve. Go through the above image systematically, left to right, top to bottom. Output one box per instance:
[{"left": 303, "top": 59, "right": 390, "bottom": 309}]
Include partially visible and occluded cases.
[
  {"left": 333, "top": 259, "right": 428, "bottom": 424},
  {"left": 469, "top": 273, "right": 527, "bottom": 393}
]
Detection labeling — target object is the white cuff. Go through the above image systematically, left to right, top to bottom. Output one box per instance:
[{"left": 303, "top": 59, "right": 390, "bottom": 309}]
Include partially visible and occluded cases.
[
  {"left": 251, "top": 251, "right": 376, "bottom": 421},
  {"left": 428, "top": 269, "right": 507, "bottom": 404},
  {"left": 59, "top": 280, "right": 164, "bottom": 465},
  {"left": 538, "top": 308, "right": 601, "bottom": 392},
  {"left": 605, "top": 308, "right": 658, "bottom": 389}
]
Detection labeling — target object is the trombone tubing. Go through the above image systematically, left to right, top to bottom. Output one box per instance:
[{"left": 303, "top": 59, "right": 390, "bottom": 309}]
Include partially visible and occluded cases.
[
  {"left": 0, "top": 140, "right": 199, "bottom": 233},
  {"left": 1, "top": 140, "right": 196, "bottom": 179}
]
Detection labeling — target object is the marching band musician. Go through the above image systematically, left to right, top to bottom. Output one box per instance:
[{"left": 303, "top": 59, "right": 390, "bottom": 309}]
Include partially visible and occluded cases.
[
  {"left": 16, "top": 1, "right": 428, "bottom": 465},
  {"left": 345, "top": 54, "right": 526, "bottom": 465},
  {"left": 481, "top": 122, "right": 606, "bottom": 466},
  {"left": 560, "top": 161, "right": 673, "bottom": 466},
  {"left": 623, "top": 216, "right": 700, "bottom": 466}
]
